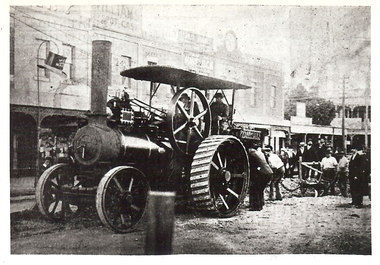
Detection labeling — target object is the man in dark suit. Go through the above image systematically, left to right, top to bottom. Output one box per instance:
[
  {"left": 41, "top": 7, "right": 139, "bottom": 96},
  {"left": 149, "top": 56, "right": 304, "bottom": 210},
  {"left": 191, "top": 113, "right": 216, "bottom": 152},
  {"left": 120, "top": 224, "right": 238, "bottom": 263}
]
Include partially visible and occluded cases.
[
  {"left": 315, "top": 138, "right": 328, "bottom": 162},
  {"left": 302, "top": 140, "right": 318, "bottom": 179},
  {"left": 349, "top": 146, "right": 366, "bottom": 208}
]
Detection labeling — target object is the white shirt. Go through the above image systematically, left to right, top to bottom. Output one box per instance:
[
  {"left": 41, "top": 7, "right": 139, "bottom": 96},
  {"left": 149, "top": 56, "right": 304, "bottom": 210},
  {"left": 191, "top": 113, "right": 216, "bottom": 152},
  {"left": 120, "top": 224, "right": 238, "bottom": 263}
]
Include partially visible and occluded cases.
[
  {"left": 267, "top": 153, "right": 284, "bottom": 169},
  {"left": 321, "top": 156, "right": 338, "bottom": 170}
]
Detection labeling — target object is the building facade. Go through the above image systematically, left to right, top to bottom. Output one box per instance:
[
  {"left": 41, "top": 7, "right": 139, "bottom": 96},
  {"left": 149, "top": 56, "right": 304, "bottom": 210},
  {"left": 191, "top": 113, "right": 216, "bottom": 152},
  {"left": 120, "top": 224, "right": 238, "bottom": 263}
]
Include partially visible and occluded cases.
[{"left": 10, "top": 5, "right": 287, "bottom": 178}]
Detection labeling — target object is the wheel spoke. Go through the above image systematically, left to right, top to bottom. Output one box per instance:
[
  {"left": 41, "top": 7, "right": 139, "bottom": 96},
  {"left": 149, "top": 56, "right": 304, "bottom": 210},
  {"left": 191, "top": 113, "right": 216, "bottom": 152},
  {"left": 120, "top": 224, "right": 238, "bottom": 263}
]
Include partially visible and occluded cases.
[
  {"left": 189, "top": 91, "right": 195, "bottom": 116},
  {"left": 177, "top": 102, "right": 190, "bottom": 119},
  {"left": 194, "top": 109, "right": 207, "bottom": 120},
  {"left": 174, "top": 122, "right": 187, "bottom": 135},
  {"left": 193, "top": 126, "right": 204, "bottom": 139},
  {"left": 175, "top": 139, "right": 187, "bottom": 144},
  {"left": 217, "top": 152, "right": 223, "bottom": 169},
  {"left": 211, "top": 161, "right": 219, "bottom": 170},
  {"left": 231, "top": 173, "right": 245, "bottom": 178},
  {"left": 113, "top": 177, "right": 124, "bottom": 193},
  {"left": 128, "top": 177, "right": 134, "bottom": 192},
  {"left": 49, "top": 180, "right": 59, "bottom": 189},
  {"left": 226, "top": 188, "right": 239, "bottom": 198},
  {"left": 219, "top": 194, "right": 229, "bottom": 210},
  {"left": 50, "top": 199, "right": 59, "bottom": 214},
  {"left": 131, "top": 204, "right": 141, "bottom": 212},
  {"left": 120, "top": 213, "right": 126, "bottom": 225}
]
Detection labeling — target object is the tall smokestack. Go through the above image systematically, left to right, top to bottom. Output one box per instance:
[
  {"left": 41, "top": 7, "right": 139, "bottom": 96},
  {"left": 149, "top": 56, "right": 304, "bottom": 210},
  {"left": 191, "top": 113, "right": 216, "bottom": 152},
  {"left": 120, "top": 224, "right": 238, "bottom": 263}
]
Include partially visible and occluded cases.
[{"left": 91, "top": 40, "right": 112, "bottom": 114}]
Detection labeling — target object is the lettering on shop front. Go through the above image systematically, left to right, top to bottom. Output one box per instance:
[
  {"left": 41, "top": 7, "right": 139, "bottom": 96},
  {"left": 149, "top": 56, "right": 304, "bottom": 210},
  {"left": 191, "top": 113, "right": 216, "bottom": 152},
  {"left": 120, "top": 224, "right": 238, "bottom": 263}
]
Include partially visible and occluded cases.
[
  {"left": 92, "top": 5, "right": 142, "bottom": 35},
  {"left": 178, "top": 30, "right": 213, "bottom": 48},
  {"left": 184, "top": 52, "right": 214, "bottom": 76}
]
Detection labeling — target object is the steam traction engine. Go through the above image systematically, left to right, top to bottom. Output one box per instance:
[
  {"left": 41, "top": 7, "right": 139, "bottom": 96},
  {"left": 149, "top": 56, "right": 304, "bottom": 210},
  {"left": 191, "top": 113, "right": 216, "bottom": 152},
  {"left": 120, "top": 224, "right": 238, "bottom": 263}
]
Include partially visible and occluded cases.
[{"left": 36, "top": 65, "right": 257, "bottom": 233}]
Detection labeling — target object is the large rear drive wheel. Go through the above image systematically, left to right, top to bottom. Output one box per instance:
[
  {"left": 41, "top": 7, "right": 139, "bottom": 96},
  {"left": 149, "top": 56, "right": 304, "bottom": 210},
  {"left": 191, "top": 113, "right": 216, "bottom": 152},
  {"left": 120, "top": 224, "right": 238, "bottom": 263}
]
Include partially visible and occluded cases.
[
  {"left": 190, "top": 135, "right": 249, "bottom": 217},
  {"left": 36, "top": 163, "right": 80, "bottom": 220},
  {"left": 96, "top": 166, "right": 150, "bottom": 233}
]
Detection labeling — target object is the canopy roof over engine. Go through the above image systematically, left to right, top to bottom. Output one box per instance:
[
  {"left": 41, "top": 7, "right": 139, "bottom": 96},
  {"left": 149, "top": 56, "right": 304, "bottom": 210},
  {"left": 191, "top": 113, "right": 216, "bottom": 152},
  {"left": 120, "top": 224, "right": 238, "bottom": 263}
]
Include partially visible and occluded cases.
[{"left": 120, "top": 65, "right": 250, "bottom": 90}]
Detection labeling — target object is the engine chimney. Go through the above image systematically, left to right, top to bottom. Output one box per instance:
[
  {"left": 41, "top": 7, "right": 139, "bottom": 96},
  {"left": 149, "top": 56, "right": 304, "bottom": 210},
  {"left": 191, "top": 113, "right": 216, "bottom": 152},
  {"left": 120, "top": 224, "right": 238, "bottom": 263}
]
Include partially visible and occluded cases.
[{"left": 90, "top": 40, "right": 112, "bottom": 122}]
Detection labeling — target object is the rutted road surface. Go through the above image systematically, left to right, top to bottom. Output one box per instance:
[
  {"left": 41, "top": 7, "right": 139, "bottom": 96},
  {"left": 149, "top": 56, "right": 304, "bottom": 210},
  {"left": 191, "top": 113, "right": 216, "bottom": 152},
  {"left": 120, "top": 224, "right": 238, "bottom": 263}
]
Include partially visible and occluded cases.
[{"left": 11, "top": 194, "right": 371, "bottom": 255}]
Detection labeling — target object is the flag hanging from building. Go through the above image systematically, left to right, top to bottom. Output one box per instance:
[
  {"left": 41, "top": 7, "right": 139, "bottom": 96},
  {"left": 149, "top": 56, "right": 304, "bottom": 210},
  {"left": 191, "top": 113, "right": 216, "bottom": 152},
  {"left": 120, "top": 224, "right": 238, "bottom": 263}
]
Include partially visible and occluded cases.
[
  {"left": 37, "top": 52, "right": 67, "bottom": 78},
  {"left": 45, "top": 52, "right": 66, "bottom": 70}
]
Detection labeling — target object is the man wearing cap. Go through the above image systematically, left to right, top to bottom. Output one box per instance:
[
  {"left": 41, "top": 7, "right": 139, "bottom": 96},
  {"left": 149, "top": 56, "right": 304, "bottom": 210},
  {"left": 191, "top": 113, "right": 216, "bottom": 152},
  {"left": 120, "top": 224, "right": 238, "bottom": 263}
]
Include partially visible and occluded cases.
[
  {"left": 210, "top": 92, "right": 229, "bottom": 135},
  {"left": 349, "top": 146, "right": 366, "bottom": 208},
  {"left": 320, "top": 147, "right": 338, "bottom": 195}
]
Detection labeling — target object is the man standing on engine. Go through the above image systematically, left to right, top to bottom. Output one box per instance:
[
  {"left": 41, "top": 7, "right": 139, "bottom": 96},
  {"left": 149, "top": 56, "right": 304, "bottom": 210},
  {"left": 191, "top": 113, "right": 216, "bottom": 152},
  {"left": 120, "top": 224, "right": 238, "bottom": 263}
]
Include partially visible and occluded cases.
[{"left": 210, "top": 92, "right": 229, "bottom": 135}]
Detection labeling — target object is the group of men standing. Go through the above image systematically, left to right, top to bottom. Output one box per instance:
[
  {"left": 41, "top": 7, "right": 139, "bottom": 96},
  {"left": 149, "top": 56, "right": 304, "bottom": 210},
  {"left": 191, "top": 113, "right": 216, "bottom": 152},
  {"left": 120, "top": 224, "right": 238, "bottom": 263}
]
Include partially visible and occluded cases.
[{"left": 295, "top": 139, "right": 370, "bottom": 208}]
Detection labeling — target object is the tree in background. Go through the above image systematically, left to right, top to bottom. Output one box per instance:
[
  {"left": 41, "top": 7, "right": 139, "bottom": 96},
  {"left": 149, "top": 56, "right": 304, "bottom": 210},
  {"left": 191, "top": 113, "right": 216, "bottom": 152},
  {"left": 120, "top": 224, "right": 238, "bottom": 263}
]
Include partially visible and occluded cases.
[
  {"left": 284, "top": 83, "right": 336, "bottom": 125},
  {"left": 306, "top": 98, "right": 336, "bottom": 125}
]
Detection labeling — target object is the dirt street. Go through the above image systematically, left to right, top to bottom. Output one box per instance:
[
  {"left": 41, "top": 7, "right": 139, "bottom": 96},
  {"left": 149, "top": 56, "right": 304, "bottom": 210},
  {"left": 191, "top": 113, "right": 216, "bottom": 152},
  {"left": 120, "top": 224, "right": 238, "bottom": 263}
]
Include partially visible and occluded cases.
[{"left": 10, "top": 192, "right": 371, "bottom": 255}]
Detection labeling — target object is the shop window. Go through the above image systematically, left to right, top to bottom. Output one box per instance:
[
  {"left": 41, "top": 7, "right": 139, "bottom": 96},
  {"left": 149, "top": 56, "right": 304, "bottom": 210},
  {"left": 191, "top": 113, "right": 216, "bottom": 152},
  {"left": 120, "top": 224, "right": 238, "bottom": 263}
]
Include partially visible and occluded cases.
[
  {"left": 37, "top": 41, "right": 51, "bottom": 79},
  {"left": 63, "top": 43, "right": 75, "bottom": 81},
  {"left": 121, "top": 55, "right": 132, "bottom": 88}
]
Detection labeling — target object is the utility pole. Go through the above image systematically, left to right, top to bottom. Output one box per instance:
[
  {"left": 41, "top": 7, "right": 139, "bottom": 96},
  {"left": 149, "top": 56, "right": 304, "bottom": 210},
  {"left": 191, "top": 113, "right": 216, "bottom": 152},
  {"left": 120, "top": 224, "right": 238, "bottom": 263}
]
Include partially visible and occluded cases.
[
  {"left": 364, "top": 57, "right": 370, "bottom": 150},
  {"left": 342, "top": 76, "right": 346, "bottom": 154}
]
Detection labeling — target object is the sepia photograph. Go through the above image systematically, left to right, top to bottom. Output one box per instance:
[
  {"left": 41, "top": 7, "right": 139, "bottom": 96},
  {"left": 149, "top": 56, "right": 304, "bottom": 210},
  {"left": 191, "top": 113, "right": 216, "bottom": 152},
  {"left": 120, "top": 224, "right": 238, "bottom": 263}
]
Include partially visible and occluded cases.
[{"left": 3, "top": 0, "right": 378, "bottom": 261}]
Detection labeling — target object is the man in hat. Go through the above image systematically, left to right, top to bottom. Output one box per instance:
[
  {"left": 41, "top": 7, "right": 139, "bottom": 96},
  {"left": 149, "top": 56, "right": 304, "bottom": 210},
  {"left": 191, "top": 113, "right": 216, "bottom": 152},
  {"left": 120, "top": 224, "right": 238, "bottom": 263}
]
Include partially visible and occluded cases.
[
  {"left": 210, "top": 92, "right": 229, "bottom": 135},
  {"left": 177, "top": 93, "right": 200, "bottom": 119},
  {"left": 316, "top": 138, "right": 328, "bottom": 162},
  {"left": 303, "top": 139, "right": 318, "bottom": 179},
  {"left": 349, "top": 145, "right": 366, "bottom": 208},
  {"left": 320, "top": 147, "right": 338, "bottom": 195}
]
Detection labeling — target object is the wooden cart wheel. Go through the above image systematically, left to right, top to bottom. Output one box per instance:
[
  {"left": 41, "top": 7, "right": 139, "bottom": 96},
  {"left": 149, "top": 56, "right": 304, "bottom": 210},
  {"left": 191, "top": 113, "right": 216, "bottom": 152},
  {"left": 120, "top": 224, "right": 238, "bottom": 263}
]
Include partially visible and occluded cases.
[
  {"left": 167, "top": 88, "right": 211, "bottom": 156},
  {"left": 190, "top": 135, "right": 249, "bottom": 217},
  {"left": 36, "top": 163, "right": 80, "bottom": 220},
  {"left": 96, "top": 166, "right": 150, "bottom": 233}
]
